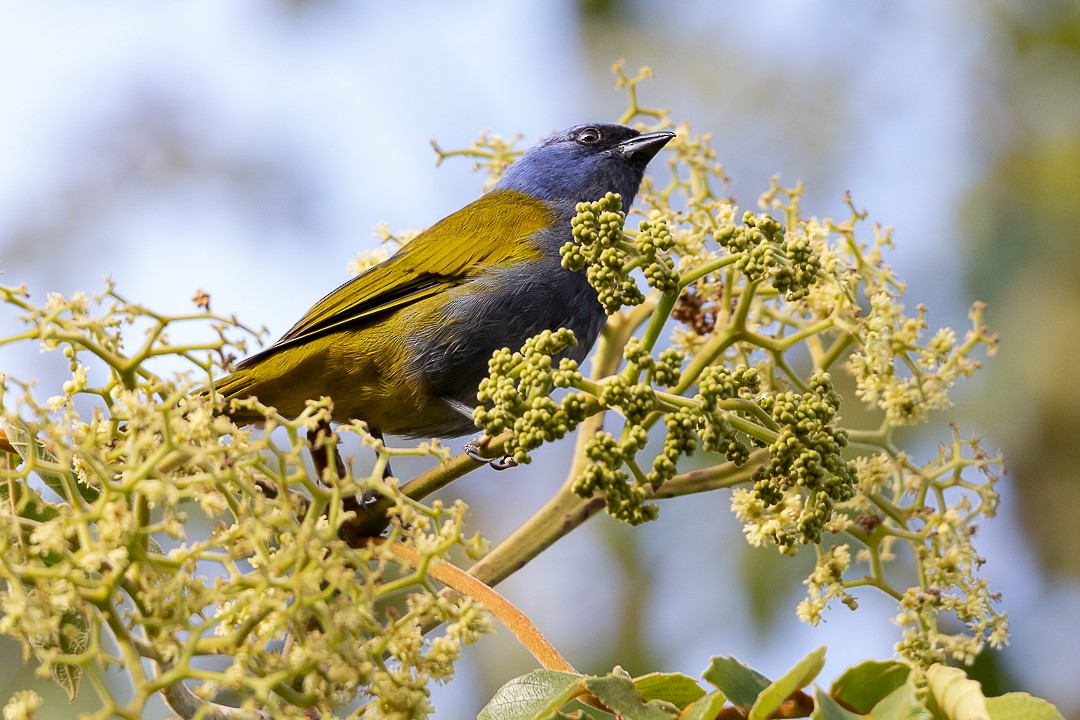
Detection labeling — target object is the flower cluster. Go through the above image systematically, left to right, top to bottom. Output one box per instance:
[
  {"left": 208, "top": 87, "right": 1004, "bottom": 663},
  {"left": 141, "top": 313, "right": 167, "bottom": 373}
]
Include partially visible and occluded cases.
[
  {"left": 1, "top": 82, "right": 1012, "bottom": 720},
  {"left": 535, "top": 91, "right": 1002, "bottom": 668},
  {"left": 430, "top": 130, "right": 524, "bottom": 191},
  {"left": 561, "top": 192, "right": 680, "bottom": 314},
  {"left": 716, "top": 210, "right": 822, "bottom": 300},
  {"left": 0, "top": 284, "right": 492, "bottom": 719},
  {"left": 848, "top": 295, "right": 995, "bottom": 426},
  {"left": 479, "top": 325, "right": 856, "bottom": 540},
  {"left": 473, "top": 328, "right": 590, "bottom": 465},
  {"left": 622, "top": 336, "right": 684, "bottom": 388},
  {"left": 695, "top": 365, "right": 761, "bottom": 465},
  {"left": 750, "top": 372, "right": 857, "bottom": 546},
  {"left": 574, "top": 428, "right": 657, "bottom": 525},
  {"left": 888, "top": 429, "right": 1007, "bottom": 667},
  {"left": 796, "top": 544, "right": 858, "bottom": 625}
]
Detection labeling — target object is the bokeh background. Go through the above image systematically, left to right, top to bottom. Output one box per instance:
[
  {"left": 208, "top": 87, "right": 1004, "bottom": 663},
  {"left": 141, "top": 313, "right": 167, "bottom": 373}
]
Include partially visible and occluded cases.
[{"left": 2, "top": 1, "right": 1079, "bottom": 717}]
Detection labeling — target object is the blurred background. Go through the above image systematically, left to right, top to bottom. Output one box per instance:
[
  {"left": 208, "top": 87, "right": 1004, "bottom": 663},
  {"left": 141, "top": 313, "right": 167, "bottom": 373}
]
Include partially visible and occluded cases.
[{"left": 2, "top": 0, "right": 1079, "bottom": 717}]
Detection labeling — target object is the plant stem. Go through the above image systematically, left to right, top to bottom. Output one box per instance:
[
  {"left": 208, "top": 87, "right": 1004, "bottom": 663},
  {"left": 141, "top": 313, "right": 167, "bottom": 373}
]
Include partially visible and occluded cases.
[
  {"left": 467, "top": 484, "right": 605, "bottom": 589},
  {"left": 378, "top": 539, "right": 576, "bottom": 673}
]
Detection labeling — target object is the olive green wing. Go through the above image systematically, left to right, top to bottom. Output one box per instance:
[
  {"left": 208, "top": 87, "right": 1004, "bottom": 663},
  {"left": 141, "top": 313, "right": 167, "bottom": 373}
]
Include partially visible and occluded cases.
[{"left": 237, "top": 190, "right": 553, "bottom": 367}]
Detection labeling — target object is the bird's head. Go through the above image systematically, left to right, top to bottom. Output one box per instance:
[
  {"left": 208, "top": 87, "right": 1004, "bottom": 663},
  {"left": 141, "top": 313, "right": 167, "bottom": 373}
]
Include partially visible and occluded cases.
[{"left": 494, "top": 123, "right": 674, "bottom": 210}]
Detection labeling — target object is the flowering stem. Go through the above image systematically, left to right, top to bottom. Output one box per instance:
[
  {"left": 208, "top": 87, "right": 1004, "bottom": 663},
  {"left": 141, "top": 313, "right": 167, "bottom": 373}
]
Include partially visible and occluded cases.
[
  {"left": 466, "top": 325, "right": 627, "bottom": 589},
  {"left": 654, "top": 450, "right": 768, "bottom": 497},
  {"left": 468, "top": 488, "right": 605, "bottom": 588}
]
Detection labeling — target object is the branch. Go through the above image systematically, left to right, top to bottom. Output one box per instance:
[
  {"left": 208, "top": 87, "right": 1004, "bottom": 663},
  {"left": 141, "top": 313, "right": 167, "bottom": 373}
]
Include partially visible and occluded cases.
[{"left": 375, "top": 538, "right": 575, "bottom": 673}]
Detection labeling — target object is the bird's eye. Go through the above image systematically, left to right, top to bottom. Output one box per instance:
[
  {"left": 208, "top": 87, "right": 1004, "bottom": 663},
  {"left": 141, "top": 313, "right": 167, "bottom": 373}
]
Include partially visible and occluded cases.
[{"left": 577, "top": 126, "right": 601, "bottom": 145}]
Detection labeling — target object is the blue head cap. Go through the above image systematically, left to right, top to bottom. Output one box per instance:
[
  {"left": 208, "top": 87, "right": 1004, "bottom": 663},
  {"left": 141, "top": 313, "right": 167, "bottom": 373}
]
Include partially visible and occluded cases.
[{"left": 494, "top": 123, "right": 674, "bottom": 210}]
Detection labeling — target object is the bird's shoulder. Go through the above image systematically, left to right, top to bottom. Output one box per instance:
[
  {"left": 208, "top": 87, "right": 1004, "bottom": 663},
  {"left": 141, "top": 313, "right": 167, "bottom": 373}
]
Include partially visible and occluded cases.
[
  {"left": 396, "top": 188, "right": 555, "bottom": 275},
  {"left": 244, "top": 189, "right": 558, "bottom": 362}
]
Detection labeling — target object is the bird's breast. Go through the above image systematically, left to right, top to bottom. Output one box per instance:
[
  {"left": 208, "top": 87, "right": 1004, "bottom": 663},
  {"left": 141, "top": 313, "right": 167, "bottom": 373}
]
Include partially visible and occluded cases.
[{"left": 403, "top": 256, "right": 605, "bottom": 402}]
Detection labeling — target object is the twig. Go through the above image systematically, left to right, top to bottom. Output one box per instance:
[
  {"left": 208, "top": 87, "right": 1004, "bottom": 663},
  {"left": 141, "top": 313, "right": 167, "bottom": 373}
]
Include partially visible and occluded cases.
[{"left": 372, "top": 538, "right": 576, "bottom": 673}]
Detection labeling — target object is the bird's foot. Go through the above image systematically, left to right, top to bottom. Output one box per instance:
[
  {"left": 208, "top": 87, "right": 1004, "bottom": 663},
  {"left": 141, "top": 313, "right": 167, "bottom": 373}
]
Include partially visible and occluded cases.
[
  {"left": 307, "top": 420, "right": 346, "bottom": 481},
  {"left": 464, "top": 438, "right": 518, "bottom": 471},
  {"left": 487, "top": 454, "right": 519, "bottom": 471},
  {"left": 342, "top": 489, "right": 383, "bottom": 514},
  {"left": 359, "top": 489, "right": 382, "bottom": 508}
]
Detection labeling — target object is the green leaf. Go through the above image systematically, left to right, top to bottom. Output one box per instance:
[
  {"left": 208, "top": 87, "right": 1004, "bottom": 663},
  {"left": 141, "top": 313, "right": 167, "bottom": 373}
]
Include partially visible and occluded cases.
[
  {"left": 3, "top": 420, "right": 98, "bottom": 503},
  {"left": 4, "top": 420, "right": 68, "bottom": 497},
  {"left": 0, "top": 457, "right": 66, "bottom": 564},
  {"left": 0, "top": 470, "right": 60, "bottom": 525},
  {"left": 147, "top": 535, "right": 166, "bottom": 556},
  {"left": 29, "top": 608, "right": 89, "bottom": 702},
  {"left": 56, "top": 610, "right": 89, "bottom": 702},
  {"left": 749, "top": 646, "right": 825, "bottom": 720},
  {"left": 702, "top": 655, "right": 771, "bottom": 712},
  {"left": 830, "top": 660, "right": 911, "bottom": 713},
  {"left": 52, "top": 662, "right": 82, "bottom": 704},
  {"left": 926, "top": 664, "right": 988, "bottom": 720},
  {"left": 585, "top": 669, "right": 679, "bottom": 720},
  {"left": 478, "top": 670, "right": 585, "bottom": 720},
  {"left": 634, "top": 672, "right": 706, "bottom": 710},
  {"left": 871, "top": 679, "right": 930, "bottom": 720},
  {"left": 812, "top": 686, "right": 864, "bottom": 720},
  {"left": 680, "top": 691, "right": 728, "bottom": 720},
  {"left": 985, "top": 693, "right": 1065, "bottom": 720}
]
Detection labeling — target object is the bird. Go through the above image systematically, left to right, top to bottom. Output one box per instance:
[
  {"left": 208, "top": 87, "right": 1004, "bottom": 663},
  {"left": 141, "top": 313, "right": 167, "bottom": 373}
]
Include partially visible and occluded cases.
[{"left": 212, "top": 123, "right": 674, "bottom": 440}]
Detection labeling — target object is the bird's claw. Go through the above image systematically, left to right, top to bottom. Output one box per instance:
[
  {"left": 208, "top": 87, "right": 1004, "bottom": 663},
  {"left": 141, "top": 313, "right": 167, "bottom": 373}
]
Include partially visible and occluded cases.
[
  {"left": 464, "top": 439, "right": 518, "bottom": 471},
  {"left": 487, "top": 455, "right": 518, "bottom": 471},
  {"left": 342, "top": 490, "right": 383, "bottom": 514}
]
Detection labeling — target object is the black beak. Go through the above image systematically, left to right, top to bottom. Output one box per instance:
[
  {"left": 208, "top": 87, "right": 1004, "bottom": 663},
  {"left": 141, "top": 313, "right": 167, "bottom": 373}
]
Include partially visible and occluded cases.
[{"left": 618, "top": 130, "right": 676, "bottom": 165}]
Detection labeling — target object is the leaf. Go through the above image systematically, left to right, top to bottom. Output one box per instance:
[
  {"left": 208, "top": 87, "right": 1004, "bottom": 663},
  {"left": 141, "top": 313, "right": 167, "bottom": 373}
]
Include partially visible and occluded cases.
[
  {"left": 3, "top": 420, "right": 98, "bottom": 503},
  {"left": 4, "top": 421, "right": 68, "bottom": 497},
  {"left": 0, "top": 456, "right": 65, "bottom": 564},
  {"left": 0, "top": 470, "right": 60, "bottom": 525},
  {"left": 146, "top": 535, "right": 166, "bottom": 556},
  {"left": 29, "top": 608, "right": 89, "bottom": 702},
  {"left": 56, "top": 610, "right": 89, "bottom": 702},
  {"left": 749, "top": 646, "right": 824, "bottom": 720},
  {"left": 702, "top": 655, "right": 772, "bottom": 712},
  {"left": 830, "top": 660, "right": 911, "bottom": 713},
  {"left": 52, "top": 662, "right": 82, "bottom": 704},
  {"left": 926, "top": 664, "right": 988, "bottom": 720},
  {"left": 585, "top": 669, "right": 679, "bottom": 720},
  {"left": 479, "top": 670, "right": 585, "bottom": 720},
  {"left": 634, "top": 672, "right": 706, "bottom": 710},
  {"left": 871, "top": 679, "right": 930, "bottom": 720},
  {"left": 812, "top": 686, "right": 864, "bottom": 720},
  {"left": 680, "top": 691, "right": 728, "bottom": 720},
  {"left": 985, "top": 693, "right": 1065, "bottom": 720}
]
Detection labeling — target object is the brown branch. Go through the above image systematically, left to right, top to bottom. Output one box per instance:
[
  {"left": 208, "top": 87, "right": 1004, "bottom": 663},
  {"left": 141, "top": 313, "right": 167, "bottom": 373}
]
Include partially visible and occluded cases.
[
  {"left": 0, "top": 427, "right": 16, "bottom": 455},
  {"left": 371, "top": 537, "right": 576, "bottom": 674},
  {"left": 716, "top": 690, "right": 815, "bottom": 719}
]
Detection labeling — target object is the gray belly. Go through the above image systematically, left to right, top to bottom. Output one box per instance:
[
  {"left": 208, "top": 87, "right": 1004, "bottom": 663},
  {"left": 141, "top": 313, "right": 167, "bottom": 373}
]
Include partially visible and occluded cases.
[{"left": 404, "top": 259, "right": 606, "bottom": 411}]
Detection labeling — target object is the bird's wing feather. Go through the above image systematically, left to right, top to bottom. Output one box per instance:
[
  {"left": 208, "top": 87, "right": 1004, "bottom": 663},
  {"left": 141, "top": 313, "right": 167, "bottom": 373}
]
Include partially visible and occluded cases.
[{"left": 237, "top": 190, "right": 554, "bottom": 365}]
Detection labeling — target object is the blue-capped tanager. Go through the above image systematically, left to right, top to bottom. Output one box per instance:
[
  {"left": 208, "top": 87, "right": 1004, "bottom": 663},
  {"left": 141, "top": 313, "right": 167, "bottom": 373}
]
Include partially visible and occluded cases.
[{"left": 214, "top": 123, "right": 674, "bottom": 438}]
